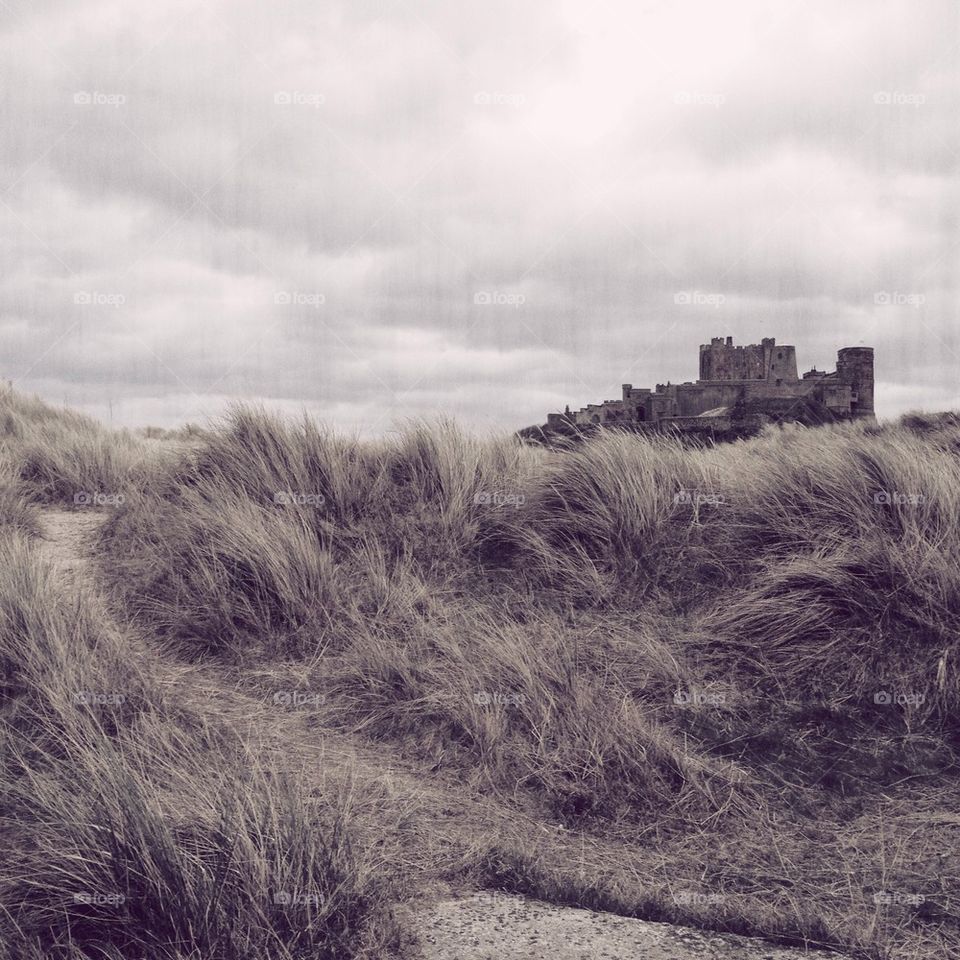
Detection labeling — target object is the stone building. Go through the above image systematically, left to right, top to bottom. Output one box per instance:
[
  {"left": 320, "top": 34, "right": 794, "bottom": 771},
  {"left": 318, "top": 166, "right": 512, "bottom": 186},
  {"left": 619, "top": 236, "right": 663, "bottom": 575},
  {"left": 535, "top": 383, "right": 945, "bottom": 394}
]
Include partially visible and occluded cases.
[{"left": 547, "top": 337, "right": 874, "bottom": 431}]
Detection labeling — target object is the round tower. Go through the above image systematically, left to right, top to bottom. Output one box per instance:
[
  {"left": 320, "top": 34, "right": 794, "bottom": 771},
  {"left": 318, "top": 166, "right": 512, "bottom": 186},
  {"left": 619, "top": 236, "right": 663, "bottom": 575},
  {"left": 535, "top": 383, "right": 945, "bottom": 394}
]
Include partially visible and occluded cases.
[{"left": 836, "top": 347, "right": 875, "bottom": 419}]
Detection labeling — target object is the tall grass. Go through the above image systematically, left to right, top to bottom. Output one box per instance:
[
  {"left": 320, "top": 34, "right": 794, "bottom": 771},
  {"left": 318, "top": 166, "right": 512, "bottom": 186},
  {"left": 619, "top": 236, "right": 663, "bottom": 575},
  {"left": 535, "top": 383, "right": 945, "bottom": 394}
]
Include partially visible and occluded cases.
[
  {"left": 0, "top": 387, "right": 155, "bottom": 505},
  {"left": 6, "top": 389, "right": 958, "bottom": 957},
  {"left": 97, "top": 408, "right": 960, "bottom": 819},
  {"left": 101, "top": 409, "right": 534, "bottom": 652},
  {"left": 102, "top": 409, "right": 960, "bottom": 720},
  {"left": 502, "top": 423, "right": 960, "bottom": 720},
  {"left": 0, "top": 458, "right": 39, "bottom": 536},
  {"left": 0, "top": 520, "right": 398, "bottom": 958},
  {"left": 3, "top": 749, "right": 393, "bottom": 960}
]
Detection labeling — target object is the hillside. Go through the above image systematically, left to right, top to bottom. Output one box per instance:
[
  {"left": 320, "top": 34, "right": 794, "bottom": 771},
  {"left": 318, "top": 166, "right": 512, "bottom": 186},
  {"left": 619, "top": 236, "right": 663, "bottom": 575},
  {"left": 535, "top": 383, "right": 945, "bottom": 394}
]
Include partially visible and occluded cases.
[{"left": 0, "top": 387, "right": 957, "bottom": 959}]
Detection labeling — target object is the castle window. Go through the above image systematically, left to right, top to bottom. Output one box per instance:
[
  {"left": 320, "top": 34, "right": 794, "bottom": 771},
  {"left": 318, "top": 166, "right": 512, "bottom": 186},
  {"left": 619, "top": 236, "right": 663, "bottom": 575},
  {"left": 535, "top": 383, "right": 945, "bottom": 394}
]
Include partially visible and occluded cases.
[{"left": 777, "top": 352, "right": 783, "bottom": 359}]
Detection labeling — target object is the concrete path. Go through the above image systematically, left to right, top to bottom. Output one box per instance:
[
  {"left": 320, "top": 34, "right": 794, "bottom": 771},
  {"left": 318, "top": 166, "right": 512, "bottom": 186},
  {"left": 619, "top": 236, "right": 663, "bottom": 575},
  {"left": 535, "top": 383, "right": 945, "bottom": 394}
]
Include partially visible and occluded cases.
[{"left": 410, "top": 894, "right": 851, "bottom": 960}]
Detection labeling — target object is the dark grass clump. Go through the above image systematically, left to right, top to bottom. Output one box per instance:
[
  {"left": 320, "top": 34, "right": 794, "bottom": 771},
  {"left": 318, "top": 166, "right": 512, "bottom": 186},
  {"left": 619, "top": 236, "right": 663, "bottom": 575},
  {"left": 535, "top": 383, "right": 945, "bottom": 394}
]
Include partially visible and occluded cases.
[{"left": 2, "top": 753, "right": 397, "bottom": 960}]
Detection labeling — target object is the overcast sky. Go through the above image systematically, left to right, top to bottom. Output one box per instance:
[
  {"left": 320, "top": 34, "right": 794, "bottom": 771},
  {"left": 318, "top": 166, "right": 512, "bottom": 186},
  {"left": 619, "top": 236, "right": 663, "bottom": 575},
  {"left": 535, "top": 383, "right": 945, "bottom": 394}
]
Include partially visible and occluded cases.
[{"left": 1, "top": 0, "right": 957, "bottom": 433}]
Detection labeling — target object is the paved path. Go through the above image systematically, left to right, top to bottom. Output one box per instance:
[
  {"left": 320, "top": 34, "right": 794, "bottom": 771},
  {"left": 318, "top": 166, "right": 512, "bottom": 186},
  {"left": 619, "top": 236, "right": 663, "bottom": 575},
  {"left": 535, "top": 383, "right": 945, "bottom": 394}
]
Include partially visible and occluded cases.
[{"left": 409, "top": 894, "right": 851, "bottom": 960}]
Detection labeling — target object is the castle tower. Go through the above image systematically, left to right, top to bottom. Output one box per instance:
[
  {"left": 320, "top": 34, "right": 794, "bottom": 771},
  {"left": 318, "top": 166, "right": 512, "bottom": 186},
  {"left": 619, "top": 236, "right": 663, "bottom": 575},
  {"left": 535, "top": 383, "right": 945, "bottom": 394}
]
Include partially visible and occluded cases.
[
  {"left": 699, "top": 336, "right": 798, "bottom": 382},
  {"left": 763, "top": 338, "right": 799, "bottom": 382},
  {"left": 836, "top": 347, "right": 875, "bottom": 419}
]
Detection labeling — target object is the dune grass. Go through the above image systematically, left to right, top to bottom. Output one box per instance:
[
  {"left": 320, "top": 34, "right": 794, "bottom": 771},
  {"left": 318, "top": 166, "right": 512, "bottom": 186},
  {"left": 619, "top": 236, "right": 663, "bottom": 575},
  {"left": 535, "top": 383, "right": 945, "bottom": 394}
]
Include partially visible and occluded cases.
[
  {"left": 0, "top": 386, "right": 158, "bottom": 506},
  {"left": 2, "top": 390, "right": 958, "bottom": 957},
  {"left": 86, "top": 404, "right": 960, "bottom": 955},
  {"left": 100, "top": 408, "right": 960, "bottom": 727},
  {"left": 0, "top": 517, "right": 399, "bottom": 958}
]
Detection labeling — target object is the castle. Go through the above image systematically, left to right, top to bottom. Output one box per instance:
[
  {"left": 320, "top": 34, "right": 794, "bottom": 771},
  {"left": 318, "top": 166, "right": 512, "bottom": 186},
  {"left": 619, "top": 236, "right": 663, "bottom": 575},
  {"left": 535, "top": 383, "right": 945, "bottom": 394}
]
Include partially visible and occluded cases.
[{"left": 547, "top": 338, "right": 874, "bottom": 431}]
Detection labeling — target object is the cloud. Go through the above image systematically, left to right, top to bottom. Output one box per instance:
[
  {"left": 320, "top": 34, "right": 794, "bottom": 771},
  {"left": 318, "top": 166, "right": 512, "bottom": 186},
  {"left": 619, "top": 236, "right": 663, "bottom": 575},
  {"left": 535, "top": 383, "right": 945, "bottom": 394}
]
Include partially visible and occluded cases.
[{"left": 0, "top": 0, "right": 956, "bottom": 430}]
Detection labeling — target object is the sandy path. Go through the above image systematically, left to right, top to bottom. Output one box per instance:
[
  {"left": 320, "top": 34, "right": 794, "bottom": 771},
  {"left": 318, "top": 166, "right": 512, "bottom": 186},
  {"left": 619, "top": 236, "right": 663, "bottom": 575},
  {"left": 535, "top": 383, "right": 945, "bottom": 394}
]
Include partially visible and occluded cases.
[{"left": 37, "top": 508, "right": 108, "bottom": 581}]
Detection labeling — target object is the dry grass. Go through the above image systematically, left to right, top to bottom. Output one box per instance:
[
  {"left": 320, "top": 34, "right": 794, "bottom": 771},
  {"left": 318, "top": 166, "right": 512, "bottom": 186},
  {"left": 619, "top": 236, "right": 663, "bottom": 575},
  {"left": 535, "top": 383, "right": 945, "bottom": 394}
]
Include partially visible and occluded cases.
[
  {"left": 0, "top": 387, "right": 159, "bottom": 506},
  {"left": 2, "top": 390, "right": 959, "bottom": 958},
  {"left": 0, "top": 517, "right": 400, "bottom": 958}
]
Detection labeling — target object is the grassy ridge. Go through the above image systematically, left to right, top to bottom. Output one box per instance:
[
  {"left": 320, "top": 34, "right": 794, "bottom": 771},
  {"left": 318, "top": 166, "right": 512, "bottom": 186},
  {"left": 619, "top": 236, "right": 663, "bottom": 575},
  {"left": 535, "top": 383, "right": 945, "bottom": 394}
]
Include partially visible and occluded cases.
[{"left": 101, "top": 408, "right": 960, "bottom": 726}]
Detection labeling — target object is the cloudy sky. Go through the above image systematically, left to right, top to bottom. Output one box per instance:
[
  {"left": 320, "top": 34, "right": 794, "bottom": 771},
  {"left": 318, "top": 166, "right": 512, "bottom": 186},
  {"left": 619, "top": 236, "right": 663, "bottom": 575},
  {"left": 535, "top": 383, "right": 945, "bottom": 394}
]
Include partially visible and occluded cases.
[{"left": 1, "top": 0, "right": 957, "bottom": 433}]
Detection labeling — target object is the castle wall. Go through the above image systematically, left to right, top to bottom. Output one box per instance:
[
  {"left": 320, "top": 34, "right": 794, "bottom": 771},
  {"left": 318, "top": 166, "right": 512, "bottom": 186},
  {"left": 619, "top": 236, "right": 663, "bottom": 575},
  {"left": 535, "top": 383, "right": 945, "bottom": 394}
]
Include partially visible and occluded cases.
[
  {"left": 700, "top": 339, "right": 768, "bottom": 379},
  {"left": 607, "top": 376, "right": 828, "bottom": 421},
  {"left": 741, "top": 379, "right": 816, "bottom": 400},
  {"left": 811, "top": 381, "right": 854, "bottom": 414},
  {"left": 674, "top": 382, "right": 739, "bottom": 415},
  {"left": 663, "top": 415, "right": 735, "bottom": 431}
]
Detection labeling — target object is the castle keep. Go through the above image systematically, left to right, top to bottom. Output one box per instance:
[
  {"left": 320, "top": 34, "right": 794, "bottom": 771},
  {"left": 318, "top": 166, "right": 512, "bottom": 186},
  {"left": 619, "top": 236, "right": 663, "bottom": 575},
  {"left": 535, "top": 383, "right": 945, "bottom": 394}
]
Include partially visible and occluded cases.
[{"left": 547, "top": 338, "right": 874, "bottom": 431}]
